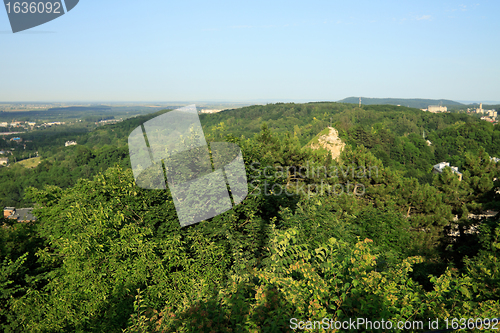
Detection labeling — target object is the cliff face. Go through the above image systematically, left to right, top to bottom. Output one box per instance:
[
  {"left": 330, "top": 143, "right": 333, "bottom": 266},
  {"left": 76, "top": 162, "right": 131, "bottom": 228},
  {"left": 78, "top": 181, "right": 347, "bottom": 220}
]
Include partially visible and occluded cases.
[{"left": 308, "top": 127, "right": 345, "bottom": 160}]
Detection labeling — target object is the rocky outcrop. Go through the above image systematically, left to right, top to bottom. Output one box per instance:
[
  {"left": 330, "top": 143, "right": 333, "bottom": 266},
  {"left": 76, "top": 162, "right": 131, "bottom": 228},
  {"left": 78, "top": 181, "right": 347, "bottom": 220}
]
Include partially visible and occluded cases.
[{"left": 308, "top": 127, "right": 345, "bottom": 160}]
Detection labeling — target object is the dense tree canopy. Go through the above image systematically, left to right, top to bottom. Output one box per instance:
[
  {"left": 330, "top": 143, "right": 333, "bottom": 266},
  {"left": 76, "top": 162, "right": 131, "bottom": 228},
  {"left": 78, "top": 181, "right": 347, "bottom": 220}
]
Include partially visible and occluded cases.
[{"left": 1, "top": 102, "right": 500, "bottom": 332}]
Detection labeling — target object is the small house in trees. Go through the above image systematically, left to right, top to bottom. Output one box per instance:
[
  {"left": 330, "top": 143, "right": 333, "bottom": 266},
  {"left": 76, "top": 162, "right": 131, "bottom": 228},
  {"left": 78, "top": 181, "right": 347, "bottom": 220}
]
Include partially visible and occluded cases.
[
  {"left": 0, "top": 157, "right": 8, "bottom": 166},
  {"left": 432, "top": 162, "right": 462, "bottom": 181},
  {"left": 3, "top": 207, "right": 37, "bottom": 222}
]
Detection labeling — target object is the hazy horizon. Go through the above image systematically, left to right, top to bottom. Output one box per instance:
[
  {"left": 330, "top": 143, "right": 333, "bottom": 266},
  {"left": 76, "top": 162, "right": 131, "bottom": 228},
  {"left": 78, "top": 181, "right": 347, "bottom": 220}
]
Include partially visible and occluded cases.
[{"left": 2, "top": 98, "right": 500, "bottom": 106}]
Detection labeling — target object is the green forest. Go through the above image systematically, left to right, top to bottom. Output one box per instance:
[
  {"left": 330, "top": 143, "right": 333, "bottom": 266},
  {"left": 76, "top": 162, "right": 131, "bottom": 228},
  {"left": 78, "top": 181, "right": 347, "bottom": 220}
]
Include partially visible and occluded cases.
[{"left": 1, "top": 102, "right": 500, "bottom": 332}]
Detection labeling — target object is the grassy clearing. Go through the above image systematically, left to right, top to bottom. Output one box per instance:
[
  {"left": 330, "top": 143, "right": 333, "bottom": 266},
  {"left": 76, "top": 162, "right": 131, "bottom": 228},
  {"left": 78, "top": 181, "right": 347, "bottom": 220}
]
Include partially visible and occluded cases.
[{"left": 17, "top": 156, "right": 41, "bottom": 168}]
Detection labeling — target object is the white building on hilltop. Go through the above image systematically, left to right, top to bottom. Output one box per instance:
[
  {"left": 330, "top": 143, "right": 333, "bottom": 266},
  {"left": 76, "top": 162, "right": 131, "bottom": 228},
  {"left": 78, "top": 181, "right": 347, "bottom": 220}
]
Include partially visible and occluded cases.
[
  {"left": 475, "top": 103, "right": 485, "bottom": 114},
  {"left": 428, "top": 105, "right": 447, "bottom": 113},
  {"left": 199, "top": 109, "right": 222, "bottom": 114},
  {"left": 65, "top": 141, "right": 77, "bottom": 147},
  {"left": 433, "top": 162, "right": 462, "bottom": 181}
]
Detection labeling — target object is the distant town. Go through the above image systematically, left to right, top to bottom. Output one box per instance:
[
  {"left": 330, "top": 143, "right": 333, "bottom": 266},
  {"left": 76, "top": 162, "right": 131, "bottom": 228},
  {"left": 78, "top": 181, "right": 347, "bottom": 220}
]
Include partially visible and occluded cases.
[{"left": 421, "top": 102, "right": 498, "bottom": 123}]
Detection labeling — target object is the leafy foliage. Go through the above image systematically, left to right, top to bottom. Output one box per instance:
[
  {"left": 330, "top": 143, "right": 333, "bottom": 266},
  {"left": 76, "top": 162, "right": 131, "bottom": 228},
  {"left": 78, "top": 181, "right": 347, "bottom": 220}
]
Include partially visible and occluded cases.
[{"left": 1, "top": 102, "right": 500, "bottom": 332}]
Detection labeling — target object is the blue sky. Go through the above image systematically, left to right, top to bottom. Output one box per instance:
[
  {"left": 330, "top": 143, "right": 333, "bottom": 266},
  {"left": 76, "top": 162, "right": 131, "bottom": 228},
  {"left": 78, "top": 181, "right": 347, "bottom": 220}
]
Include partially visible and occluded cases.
[{"left": 1, "top": 0, "right": 499, "bottom": 102}]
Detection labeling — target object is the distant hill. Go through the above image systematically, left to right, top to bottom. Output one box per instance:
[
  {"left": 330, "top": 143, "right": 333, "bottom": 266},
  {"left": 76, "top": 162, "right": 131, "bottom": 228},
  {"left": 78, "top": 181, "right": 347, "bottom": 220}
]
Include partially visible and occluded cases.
[
  {"left": 338, "top": 97, "right": 463, "bottom": 109},
  {"left": 47, "top": 106, "right": 112, "bottom": 112}
]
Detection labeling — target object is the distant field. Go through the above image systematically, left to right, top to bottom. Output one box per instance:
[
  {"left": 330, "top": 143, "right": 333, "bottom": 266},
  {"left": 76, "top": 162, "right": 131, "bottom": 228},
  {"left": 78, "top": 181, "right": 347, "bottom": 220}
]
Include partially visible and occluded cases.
[
  {"left": 0, "top": 132, "right": 25, "bottom": 136},
  {"left": 17, "top": 156, "right": 41, "bottom": 168}
]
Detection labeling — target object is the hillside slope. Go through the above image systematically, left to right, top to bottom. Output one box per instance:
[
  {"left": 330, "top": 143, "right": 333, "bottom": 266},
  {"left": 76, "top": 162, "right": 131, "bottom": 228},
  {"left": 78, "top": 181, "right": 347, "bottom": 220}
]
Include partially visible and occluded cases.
[{"left": 338, "top": 97, "right": 463, "bottom": 108}]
